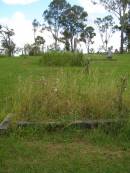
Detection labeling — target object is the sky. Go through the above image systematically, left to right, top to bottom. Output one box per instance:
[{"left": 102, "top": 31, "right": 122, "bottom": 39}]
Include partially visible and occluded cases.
[{"left": 0, "top": 0, "right": 120, "bottom": 52}]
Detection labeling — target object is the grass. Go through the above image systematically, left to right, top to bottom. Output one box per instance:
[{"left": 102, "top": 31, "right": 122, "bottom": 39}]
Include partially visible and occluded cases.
[
  {"left": 40, "top": 51, "right": 84, "bottom": 66},
  {"left": 0, "top": 53, "right": 130, "bottom": 173},
  {"left": 0, "top": 54, "right": 130, "bottom": 121},
  {"left": 11, "top": 69, "right": 127, "bottom": 121},
  {"left": 0, "top": 128, "right": 130, "bottom": 173}
]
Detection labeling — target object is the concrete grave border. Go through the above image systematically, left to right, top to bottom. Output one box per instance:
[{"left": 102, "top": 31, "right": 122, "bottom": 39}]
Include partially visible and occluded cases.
[
  {"left": 0, "top": 113, "right": 128, "bottom": 134},
  {"left": 0, "top": 113, "right": 14, "bottom": 134}
]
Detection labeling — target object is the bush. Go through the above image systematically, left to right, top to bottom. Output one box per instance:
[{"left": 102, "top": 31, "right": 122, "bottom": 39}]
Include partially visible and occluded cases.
[{"left": 39, "top": 51, "right": 84, "bottom": 66}]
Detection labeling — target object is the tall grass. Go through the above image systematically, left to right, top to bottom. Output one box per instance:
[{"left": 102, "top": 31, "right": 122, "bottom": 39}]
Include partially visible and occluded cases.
[
  {"left": 39, "top": 51, "right": 84, "bottom": 66},
  {"left": 10, "top": 68, "right": 130, "bottom": 122}
]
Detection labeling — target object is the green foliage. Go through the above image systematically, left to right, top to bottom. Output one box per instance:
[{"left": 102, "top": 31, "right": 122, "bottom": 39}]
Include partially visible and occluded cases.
[
  {"left": 43, "top": 0, "right": 70, "bottom": 50},
  {"left": 43, "top": 0, "right": 88, "bottom": 51},
  {"left": 94, "top": 0, "right": 128, "bottom": 52},
  {"left": 60, "top": 5, "right": 88, "bottom": 51},
  {"left": 94, "top": 15, "right": 115, "bottom": 51},
  {"left": 32, "top": 19, "right": 40, "bottom": 42},
  {"left": 0, "top": 26, "right": 15, "bottom": 56},
  {"left": 80, "top": 26, "right": 96, "bottom": 53},
  {"left": 35, "top": 36, "right": 45, "bottom": 46},
  {"left": 29, "top": 44, "right": 40, "bottom": 56},
  {"left": 39, "top": 51, "right": 84, "bottom": 66}
]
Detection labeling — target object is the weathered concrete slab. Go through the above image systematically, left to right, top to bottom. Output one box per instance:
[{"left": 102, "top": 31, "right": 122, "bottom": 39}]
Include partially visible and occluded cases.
[
  {"left": 0, "top": 113, "right": 14, "bottom": 134},
  {"left": 0, "top": 113, "right": 128, "bottom": 134},
  {"left": 17, "top": 119, "right": 127, "bottom": 131},
  {"left": 65, "top": 119, "right": 127, "bottom": 129},
  {"left": 17, "top": 121, "right": 66, "bottom": 131}
]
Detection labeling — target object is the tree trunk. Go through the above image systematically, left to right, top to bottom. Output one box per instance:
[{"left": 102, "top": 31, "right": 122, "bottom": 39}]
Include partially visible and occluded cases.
[
  {"left": 54, "top": 28, "right": 58, "bottom": 51},
  {"left": 120, "top": 28, "right": 124, "bottom": 54},
  {"left": 128, "top": 29, "right": 130, "bottom": 52},
  {"left": 34, "top": 30, "right": 36, "bottom": 44},
  {"left": 70, "top": 38, "right": 74, "bottom": 52},
  {"left": 55, "top": 39, "right": 58, "bottom": 50},
  {"left": 65, "top": 40, "right": 70, "bottom": 51},
  {"left": 105, "top": 40, "right": 108, "bottom": 52},
  {"left": 87, "top": 45, "right": 89, "bottom": 54},
  {"left": 8, "top": 49, "right": 12, "bottom": 57}
]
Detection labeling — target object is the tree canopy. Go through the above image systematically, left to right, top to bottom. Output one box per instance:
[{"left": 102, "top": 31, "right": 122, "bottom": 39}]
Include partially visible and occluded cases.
[{"left": 0, "top": 25, "right": 15, "bottom": 56}]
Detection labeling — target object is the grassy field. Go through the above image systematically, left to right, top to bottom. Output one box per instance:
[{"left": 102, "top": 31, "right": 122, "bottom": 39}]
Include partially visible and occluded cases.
[
  {"left": 0, "top": 53, "right": 130, "bottom": 173},
  {"left": 0, "top": 53, "right": 130, "bottom": 121},
  {"left": 0, "top": 128, "right": 130, "bottom": 173}
]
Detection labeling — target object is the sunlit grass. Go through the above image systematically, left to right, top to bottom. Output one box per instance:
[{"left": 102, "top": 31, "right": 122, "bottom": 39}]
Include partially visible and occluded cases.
[{"left": 0, "top": 53, "right": 130, "bottom": 122}]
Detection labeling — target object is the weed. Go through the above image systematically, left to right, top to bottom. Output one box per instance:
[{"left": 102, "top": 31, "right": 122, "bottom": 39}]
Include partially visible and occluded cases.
[{"left": 116, "top": 75, "right": 128, "bottom": 115}]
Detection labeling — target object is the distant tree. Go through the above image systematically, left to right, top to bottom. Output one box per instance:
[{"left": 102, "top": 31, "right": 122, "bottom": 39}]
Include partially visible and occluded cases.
[
  {"left": 43, "top": 0, "right": 70, "bottom": 50},
  {"left": 92, "top": 0, "right": 128, "bottom": 53},
  {"left": 60, "top": 5, "right": 88, "bottom": 51},
  {"left": 94, "top": 15, "right": 115, "bottom": 51},
  {"left": 32, "top": 19, "right": 40, "bottom": 43},
  {"left": 0, "top": 25, "right": 15, "bottom": 56},
  {"left": 80, "top": 26, "right": 96, "bottom": 53},
  {"left": 61, "top": 30, "right": 71, "bottom": 51},
  {"left": 35, "top": 36, "right": 45, "bottom": 53},
  {"left": 35, "top": 36, "right": 45, "bottom": 46},
  {"left": 24, "top": 37, "right": 45, "bottom": 56},
  {"left": 24, "top": 43, "right": 32, "bottom": 55},
  {"left": 29, "top": 43, "right": 40, "bottom": 55},
  {"left": 14, "top": 47, "right": 23, "bottom": 55}
]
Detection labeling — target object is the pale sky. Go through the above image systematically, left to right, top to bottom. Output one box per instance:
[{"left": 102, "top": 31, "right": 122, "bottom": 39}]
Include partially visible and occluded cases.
[{"left": 0, "top": 0, "right": 120, "bottom": 52}]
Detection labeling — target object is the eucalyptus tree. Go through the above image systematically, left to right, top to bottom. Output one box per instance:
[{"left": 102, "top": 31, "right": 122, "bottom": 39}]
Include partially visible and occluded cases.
[
  {"left": 43, "top": 0, "right": 70, "bottom": 50},
  {"left": 92, "top": 0, "right": 129, "bottom": 53},
  {"left": 60, "top": 5, "right": 88, "bottom": 51},
  {"left": 94, "top": 15, "right": 115, "bottom": 51},
  {"left": 32, "top": 19, "right": 40, "bottom": 43},
  {"left": 0, "top": 25, "right": 15, "bottom": 56},
  {"left": 80, "top": 26, "right": 96, "bottom": 53},
  {"left": 61, "top": 30, "right": 71, "bottom": 51},
  {"left": 35, "top": 36, "right": 45, "bottom": 52},
  {"left": 24, "top": 43, "right": 32, "bottom": 55}
]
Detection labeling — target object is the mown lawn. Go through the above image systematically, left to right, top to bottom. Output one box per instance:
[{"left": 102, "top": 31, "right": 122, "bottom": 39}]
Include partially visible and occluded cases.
[{"left": 0, "top": 129, "right": 130, "bottom": 173}]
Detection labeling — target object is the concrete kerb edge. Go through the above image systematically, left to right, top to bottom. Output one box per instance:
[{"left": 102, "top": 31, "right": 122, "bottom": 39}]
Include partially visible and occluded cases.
[
  {"left": 0, "top": 113, "right": 128, "bottom": 134},
  {"left": 0, "top": 113, "right": 15, "bottom": 134}
]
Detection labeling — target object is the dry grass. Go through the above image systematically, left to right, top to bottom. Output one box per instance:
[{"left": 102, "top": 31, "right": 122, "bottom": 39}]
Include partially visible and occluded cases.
[{"left": 11, "top": 68, "right": 130, "bottom": 122}]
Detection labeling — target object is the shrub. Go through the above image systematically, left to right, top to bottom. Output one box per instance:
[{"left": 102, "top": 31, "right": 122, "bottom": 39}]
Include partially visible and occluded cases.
[{"left": 39, "top": 51, "right": 84, "bottom": 66}]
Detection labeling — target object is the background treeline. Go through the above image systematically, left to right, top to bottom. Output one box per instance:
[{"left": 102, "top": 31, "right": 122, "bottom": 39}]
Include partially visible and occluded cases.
[{"left": 0, "top": 0, "right": 130, "bottom": 56}]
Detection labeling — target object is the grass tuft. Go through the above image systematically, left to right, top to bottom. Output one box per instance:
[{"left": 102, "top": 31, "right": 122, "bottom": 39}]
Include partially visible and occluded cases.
[{"left": 39, "top": 51, "right": 84, "bottom": 66}]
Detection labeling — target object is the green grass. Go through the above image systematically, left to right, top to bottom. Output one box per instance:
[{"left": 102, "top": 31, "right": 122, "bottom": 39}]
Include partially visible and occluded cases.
[
  {"left": 40, "top": 51, "right": 84, "bottom": 66},
  {"left": 0, "top": 54, "right": 130, "bottom": 121},
  {"left": 0, "top": 54, "right": 130, "bottom": 173},
  {"left": 0, "top": 129, "right": 130, "bottom": 173}
]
